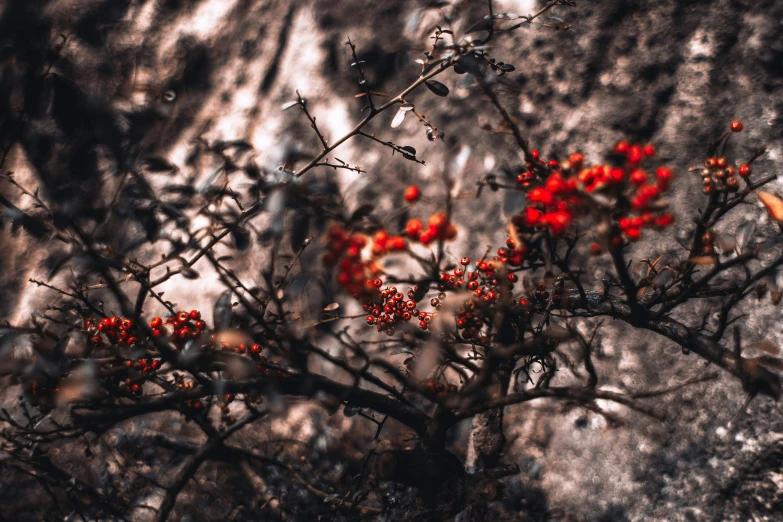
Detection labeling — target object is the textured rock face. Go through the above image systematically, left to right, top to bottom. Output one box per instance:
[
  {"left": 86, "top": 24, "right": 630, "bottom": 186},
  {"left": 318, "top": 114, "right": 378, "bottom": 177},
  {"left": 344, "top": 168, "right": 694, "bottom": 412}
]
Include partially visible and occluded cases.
[{"left": 2, "top": 0, "right": 783, "bottom": 520}]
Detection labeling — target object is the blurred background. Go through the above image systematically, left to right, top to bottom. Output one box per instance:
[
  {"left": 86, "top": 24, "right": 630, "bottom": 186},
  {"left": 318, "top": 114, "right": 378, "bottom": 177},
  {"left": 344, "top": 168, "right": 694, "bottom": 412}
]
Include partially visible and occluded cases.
[{"left": 2, "top": 0, "right": 783, "bottom": 520}]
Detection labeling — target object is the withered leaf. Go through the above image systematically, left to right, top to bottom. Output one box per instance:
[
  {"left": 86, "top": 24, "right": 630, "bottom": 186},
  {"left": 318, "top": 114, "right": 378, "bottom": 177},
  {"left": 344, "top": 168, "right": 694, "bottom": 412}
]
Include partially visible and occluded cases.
[{"left": 758, "top": 191, "right": 783, "bottom": 221}]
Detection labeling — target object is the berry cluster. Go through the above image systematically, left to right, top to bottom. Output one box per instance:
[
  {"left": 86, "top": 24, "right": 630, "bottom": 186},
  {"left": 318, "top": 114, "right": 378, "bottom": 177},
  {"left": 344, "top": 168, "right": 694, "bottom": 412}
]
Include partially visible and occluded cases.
[
  {"left": 697, "top": 121, "right": 752, "bottom": 195},
  {"left": 515, "top": 144, "right": 675, "bottom": 244},
  {"left": 404, "top": 212, "right": 458, "bottom": 245},
  {"left": 322, "top": 225, "right": 402, "bottom": 296},
  {"left": 700, "top": 231, "right": 717, "bottom": 255},
  {"left": 432, "top": 255, "right": 527, "bottom": 338},
  {"left": 362, "top": 280, "right": 422, "bottom": 335},
  {"left": 149, "top": 310, "right": 207, "bottom": 341},
  {"left": 85, "top": 316, "right": 139, "bottom": 347},
  {"left": 211, "top": 337, "right": 286, "bottom": 376},
  {"left": 422, "top": 379, "right": 458, "bottom": 397}
]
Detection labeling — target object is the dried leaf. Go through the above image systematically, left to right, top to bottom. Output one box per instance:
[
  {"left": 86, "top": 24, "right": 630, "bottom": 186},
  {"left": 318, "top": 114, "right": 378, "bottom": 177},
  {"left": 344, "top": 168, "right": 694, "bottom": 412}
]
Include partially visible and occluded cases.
[
  {"left": 486, "top": 13, "right": 521, "bottom": 20},
  {"left": 466, "top": 18, "right": 493, "bottom": 34},
  {"left": 456, "top": 54, "right": 485, "bottom": 76},
  {"left": 420, "top": 59, "right": 446, "bottom": 77},
  {"left": 424, "top": 80, "right": 449, "bottom": 97},
  {"left": 280, "top": 100, "right": 299, "bottom": 111},
  {"left": 391, "top": 108, "right": 407, "bottom": 129},
  {"left": 143, "top": 157, "right": 178, "bottom": 173},
  {"left": 758, "top": 191, "right": 783, "bottom": 221},
  {"left": 350, "top": 204, "right": 374, "bottom": 222},
  {"left": 735, "top": 219, "right": 756, "bottom": 254},
  {"left": 714, "top": 233, "right": 737, "bottom": 253},
  {"left": 688, "top": 256, "right": 716, "bottom": 265},
  {"left": 181, "top": 267, "right": 200, "bottom": 279},
  {"left": 651, "top": 270, "right": 674, "bottom": 288},
  {"left": 213, "top": 290, "right": 233, "bottom": 330},
  {"left": 323, "top": 303, "right": 340, "bottom": 312},
  {"left": 749, "top": 340, "right": 781, "bottom": 355},
  {"left": 746, "top": 355, "right": 783, "bottom": 372},
  {"left": 343, "top": 404, "right": 360, "bottom": 417}
]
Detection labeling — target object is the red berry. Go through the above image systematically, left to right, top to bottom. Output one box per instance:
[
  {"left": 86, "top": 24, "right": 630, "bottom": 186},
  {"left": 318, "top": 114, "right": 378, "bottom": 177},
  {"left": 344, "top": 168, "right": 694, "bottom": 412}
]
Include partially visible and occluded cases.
[
  {"left": 730, "top": 120, "right": 743, "bottom": 132},
  {"left": 614, "top": 141, "right": 630, "bottom": 154},
  {"left": 643, "top": 144, "right": 655, "bottom": 157},
  {"left": 627, "top": 145, "right": 644, "bottom": 164},
  {"left": 530, "top": 149, "right": 540, "bottom": 161},
  {"left": 738, "top": 164, "right": 751, "bottom": 177},
  {"left": 655, "top": 166, "right": 673, "bottom": 188},
  {"left": 609, "top": 167, "right": 625, "bottom": 184},
  {"left": 629, "top": 169, "right": 647, "bottom": 185},
  {"left": 404, "top": 185, "right": 421, "bottom": 203},
  {"left": 528, "top": 187, "right": 554, "bottom": 206},
  {"left": 540, "top": 211, "right": 572, "bottom": 236},
  {"left": 428, "top": 213, "right": 449, "bottom": 230},
  {"left": 655, "top": 213, "right": 674, "bottom": 228},
  {"left": 405, "top": 218, "right": 423, "bottom": 239},
  {"left": 419, "top": 230, "right": 434, "bottom": 245},
  {"left": 388, "top": 236, "right": 406, "bottom": 251},
  {"left": 590, "top": 242, "right": 601, "bottom": 255},
  {"left": 460, "top": 257, "right": 470, "bottom": 265},
  {"left": 189, "top": 310, "right": 201, "bottom": 321},
  {"left": 177, "top": 312, "right": 189, "bottom": 324},
  {"left": 110, "top": 316, "right": 121, "bottom": 327},
  {"left": 150, "top": 317, "right": 162, "bottom": 328},
  {"left": 121, "top": 318, "right": 133, "bottom": 330},
  {"left": 151, "top": 328, "right": 162, "bottom": 337},
  {"left": 251, "top": 343, "right": 262, "bottom": 353}
]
